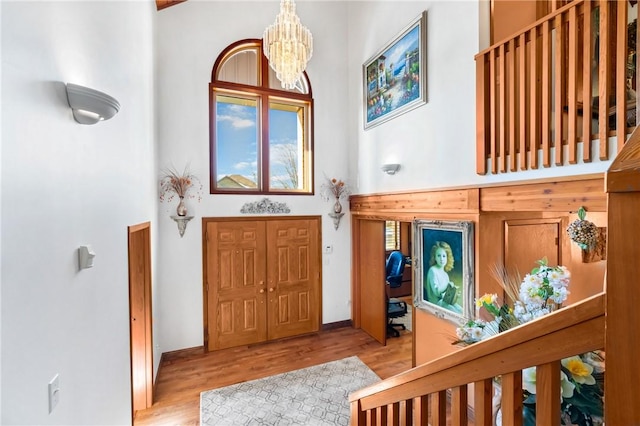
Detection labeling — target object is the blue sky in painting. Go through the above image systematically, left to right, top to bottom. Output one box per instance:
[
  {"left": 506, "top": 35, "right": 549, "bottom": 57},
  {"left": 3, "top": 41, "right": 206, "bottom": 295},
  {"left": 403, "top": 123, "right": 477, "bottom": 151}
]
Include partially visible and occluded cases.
[{"left": 382, "top": 25, "right": 419, "bottom": 76}]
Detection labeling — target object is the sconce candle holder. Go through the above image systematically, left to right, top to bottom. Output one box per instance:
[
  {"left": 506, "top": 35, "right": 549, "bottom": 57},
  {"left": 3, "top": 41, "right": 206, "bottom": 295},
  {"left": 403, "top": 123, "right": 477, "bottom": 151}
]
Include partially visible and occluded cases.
[
  {"left": 328, "top": 212, "right": 344, "bottom": 230},
  {"left": 171, "top": 215, "right": 194, "bottom": 238}
]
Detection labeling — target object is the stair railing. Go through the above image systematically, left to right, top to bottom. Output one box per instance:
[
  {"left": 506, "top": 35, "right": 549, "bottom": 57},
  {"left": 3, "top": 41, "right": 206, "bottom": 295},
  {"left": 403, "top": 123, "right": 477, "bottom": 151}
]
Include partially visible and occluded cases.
[{"left": 349, "top": 293, "right": 604, "bottom": 426}]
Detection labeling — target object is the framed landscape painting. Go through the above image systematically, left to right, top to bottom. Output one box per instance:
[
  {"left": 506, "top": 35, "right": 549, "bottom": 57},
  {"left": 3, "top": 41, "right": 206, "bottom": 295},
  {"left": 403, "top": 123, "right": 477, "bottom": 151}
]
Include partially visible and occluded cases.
[
  {"left": 363, "top": 11, "right": 427, "bottom": 129},
  {"left": 413, "top": 219, "right": 474, "bottom": 324}
]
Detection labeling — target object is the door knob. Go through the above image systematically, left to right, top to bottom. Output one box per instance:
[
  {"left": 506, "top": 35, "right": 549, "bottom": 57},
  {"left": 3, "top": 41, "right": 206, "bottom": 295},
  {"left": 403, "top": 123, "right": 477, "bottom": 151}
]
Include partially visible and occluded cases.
[
  {"left": 269, "top": 288, "right": 275, "bottom": 292},
  {"left": 259, "top": 289, "right": 265, "bottom": 293}
]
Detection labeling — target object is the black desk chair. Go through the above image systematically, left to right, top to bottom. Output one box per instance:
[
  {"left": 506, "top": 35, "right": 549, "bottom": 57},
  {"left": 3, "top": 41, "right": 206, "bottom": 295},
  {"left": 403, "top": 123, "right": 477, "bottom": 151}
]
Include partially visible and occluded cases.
[{"left": 386, "top": 251, "right": 408, "bottom": 337}]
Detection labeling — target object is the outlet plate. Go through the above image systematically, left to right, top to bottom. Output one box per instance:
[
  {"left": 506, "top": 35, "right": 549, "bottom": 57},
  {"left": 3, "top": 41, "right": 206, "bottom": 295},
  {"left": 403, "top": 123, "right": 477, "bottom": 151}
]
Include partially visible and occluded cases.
[{"left": 48, "top": 374, "right": 60, "bottom": 413}]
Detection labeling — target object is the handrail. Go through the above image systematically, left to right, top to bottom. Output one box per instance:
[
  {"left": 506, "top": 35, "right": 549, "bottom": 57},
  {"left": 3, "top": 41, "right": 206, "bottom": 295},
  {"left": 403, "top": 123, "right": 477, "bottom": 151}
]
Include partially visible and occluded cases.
[
  {"left": 475, "top": 0, "right": 584, "bottom": 59},
  {"left": 349, "top": 293, "right": 605, "bottom": 423}
]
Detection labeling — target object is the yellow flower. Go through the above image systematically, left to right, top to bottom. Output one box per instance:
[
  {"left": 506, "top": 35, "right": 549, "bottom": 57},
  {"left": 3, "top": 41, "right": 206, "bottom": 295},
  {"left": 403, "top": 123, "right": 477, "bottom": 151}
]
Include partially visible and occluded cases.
[
  {"left": 475, "top": 293, "right": 497, "bottom": 308},
  {"left": 561, "top": 356, "right": 596, "bottom": 385}
]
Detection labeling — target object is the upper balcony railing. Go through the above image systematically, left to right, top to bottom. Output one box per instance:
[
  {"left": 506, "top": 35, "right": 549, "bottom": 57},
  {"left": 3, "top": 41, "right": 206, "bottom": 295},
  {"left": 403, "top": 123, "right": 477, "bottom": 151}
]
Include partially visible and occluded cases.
[{"left": 475, "top": 0, "right": 637, "bottom": 174}]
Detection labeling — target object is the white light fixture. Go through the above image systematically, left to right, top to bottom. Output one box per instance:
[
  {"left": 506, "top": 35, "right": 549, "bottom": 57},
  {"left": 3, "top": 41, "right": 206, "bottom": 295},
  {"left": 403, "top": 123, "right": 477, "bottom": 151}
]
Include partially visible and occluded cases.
[
  {"left": 263, "top": 0, "right": 313, "bottom": 90},
  {"left": 66, "top": 83, "right": 120, "bottom": 125},
  {"left": 381, "top": 164, "right": 401, "bottom": 175}
]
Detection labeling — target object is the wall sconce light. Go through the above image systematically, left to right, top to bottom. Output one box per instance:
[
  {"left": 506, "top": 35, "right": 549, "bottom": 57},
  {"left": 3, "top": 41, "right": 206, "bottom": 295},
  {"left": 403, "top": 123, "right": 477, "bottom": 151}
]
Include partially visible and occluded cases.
[
  {"left": 66, "top": 83, "right": 120, "bottom": 125},
  {"left": 381, "top": 164, "right": 401, "bottom": 175}
]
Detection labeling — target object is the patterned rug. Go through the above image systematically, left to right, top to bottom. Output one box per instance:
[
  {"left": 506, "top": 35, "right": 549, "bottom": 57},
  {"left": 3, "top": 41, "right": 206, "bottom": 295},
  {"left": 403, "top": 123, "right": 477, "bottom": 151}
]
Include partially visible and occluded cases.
[{"left": 200, "top": 356, "right": 380, "bottom": 425}]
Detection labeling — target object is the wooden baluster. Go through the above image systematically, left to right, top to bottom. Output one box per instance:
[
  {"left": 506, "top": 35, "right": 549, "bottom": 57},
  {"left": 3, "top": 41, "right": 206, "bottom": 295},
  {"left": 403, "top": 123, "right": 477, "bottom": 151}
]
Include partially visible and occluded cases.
[
  {"left": 582, "top": 0, "right": 593, "bottom": 162},
  {"left": 598, "top": 0, "right": 610, "bottom": 159},
  {"left": 616, "top": 0, "right": 627, "bottom": 151},
  {"left": 568, "top": 5, "right": 578, "bottom": 163},
  {"left": 555, "top": 13, "right": 565, "bottom": 165},
  {"left": 542, "top": 20, "right": 552, "bottom": 167},
  {"left": 530, "top": 25, "right": 540, "bottom": 169},
  {"left": 518, "top": 33, "right": 527, "bottom": 170},
  {"left": 508, "top": 39, "right": 517, "bottom": 171},
  {"left": 500, "top": 43, "right": 507, "bottom": 172},
  {"left": 490, "top": 49, "right": 498, "bottom": 174},
  {"left": 476, "top": 54, "right": 489, "bottom": 175},
  {"left": 535, "top": 362, "right": 561, "bottom": 426},
  {"left": 501, "top": 372, "right": 523, "bottom": 426},
  {"left": 474, "top": 378, "right": 494, "bottom": 426},
  {"left": 451, "top": 385, "right": 468, "bottom": 426},
  {"left": 430, "top": 390, "right": 447, "bottom": 426},
  {"left": 413, "top": 395, "right": 429, "bottom": 426},
  {"left": 401, "top": 398, "right": 413, "bottom": 426},
  {"left": 351, "top": 400, "right": 366, "bottom": 426},
  {"left": 390, "top": 401, "right": 400, "bottom": 426},
  {"left": 378, "top": 404, "right": 388, "bottom": 426},
  {"left": 368, "top": 408, "right": 376, "bottom": 426}
]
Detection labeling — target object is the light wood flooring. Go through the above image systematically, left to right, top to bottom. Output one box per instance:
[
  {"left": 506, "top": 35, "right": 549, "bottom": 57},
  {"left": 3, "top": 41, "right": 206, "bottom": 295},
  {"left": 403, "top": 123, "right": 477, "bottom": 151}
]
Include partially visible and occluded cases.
[{"left": 133, "top": 326, "right": 412, "bottom": 425}]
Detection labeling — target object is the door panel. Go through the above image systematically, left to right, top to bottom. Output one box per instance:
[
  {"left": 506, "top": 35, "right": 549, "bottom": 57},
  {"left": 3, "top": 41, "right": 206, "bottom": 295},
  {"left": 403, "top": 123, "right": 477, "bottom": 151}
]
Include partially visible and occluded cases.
[
  {"left": 267, "top": 218, "right": 320, "bottom": 340},
  {"left": 505, "top": 219, "right": 561, "bottom": 278},
  {"left": 358, "top": 220, "right": 386, "bottom": 345},
  {"left": 207, "top": 221, "right": 268, "bottom": 350},
  {"left": 128, "top": 222, "right": 153, "bottom": 414}
]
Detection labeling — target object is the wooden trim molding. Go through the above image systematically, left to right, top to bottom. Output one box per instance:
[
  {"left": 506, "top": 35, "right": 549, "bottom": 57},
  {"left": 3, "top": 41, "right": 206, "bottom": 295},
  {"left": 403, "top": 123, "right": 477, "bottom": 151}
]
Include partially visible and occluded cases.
[
  {"left": 156, "top": 0, "right": 186, "bottom": 11},
  {"left": 350, "top": 174, "right": 606, "bottom": 217}
]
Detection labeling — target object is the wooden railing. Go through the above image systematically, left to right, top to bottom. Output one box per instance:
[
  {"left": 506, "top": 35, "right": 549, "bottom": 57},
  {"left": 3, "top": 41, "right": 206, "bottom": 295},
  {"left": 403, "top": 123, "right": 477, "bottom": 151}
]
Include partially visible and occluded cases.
[
  {"left": 475, "top": 0, "right": 635, "bottom": 174},
  {"left": 349, "top": 294, "right": 605, "bottom": 425}
]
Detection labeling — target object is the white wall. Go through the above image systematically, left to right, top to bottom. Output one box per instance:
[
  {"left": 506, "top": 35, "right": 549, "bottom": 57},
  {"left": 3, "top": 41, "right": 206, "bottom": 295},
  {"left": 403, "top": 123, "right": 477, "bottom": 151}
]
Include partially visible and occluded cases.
[
  {"left": 155, "top": 0, "right": 613, "bottom": 354},
  {"left": 0, "top": 1, "right": 3, "bottom": 421},
  {"left": 1, "top": 1, "right": 157, "bottom": 424},
  {"left": 155, "top": 1, "right": 352, "bottom": 352},
  {"left": 347, "top": 1, "right": 611, "bottom": 196}
]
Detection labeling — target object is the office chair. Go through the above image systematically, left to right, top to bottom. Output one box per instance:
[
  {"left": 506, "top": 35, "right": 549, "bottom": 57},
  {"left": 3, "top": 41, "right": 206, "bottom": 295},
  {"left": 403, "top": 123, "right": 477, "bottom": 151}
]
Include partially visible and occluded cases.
[{"left": 386, "top": 251, "right": 408, "bottom": 338}]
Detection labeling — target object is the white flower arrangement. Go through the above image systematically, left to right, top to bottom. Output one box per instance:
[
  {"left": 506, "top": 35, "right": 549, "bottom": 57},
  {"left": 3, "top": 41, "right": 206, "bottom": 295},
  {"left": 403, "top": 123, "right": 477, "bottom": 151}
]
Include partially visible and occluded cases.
[{"left": 455, "top": 258, "right": 604, "bottom": 426}]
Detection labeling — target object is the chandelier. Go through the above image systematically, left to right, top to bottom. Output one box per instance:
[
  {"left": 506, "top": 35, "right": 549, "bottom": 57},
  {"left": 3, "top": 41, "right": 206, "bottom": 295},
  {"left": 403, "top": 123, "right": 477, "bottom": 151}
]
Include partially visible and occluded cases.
[{"left": 263, "top": 0, "right": 313, "bottom": 90}]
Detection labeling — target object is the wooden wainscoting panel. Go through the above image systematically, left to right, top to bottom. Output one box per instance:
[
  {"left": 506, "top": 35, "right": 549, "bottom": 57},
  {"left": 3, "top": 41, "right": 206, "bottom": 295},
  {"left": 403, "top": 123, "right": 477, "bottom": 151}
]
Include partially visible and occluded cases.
[
  {"left": 480, "top": 176, "right": 605, "bottom": 211},
  {"left": 350, "top": 188, "right": 480, "bottom": 219}
]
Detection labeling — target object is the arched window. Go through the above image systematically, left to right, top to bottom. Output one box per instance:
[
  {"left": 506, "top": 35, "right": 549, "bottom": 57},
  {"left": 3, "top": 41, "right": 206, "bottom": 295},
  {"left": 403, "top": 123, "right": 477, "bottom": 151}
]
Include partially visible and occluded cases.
[{"left": 209, "top": 39, "right": 314, "bottom": 194}]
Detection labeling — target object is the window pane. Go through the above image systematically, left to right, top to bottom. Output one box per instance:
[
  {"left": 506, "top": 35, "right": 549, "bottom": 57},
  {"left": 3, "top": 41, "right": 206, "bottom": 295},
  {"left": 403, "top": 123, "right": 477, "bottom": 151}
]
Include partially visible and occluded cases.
[
  {"left": 217, "top": 48, "right": 259, "bottom": 86},
  {"left": 267, "top": 67, "right": 309, "bottom": 94},
  {"left": 215, "top": 94, "right": 259, "bottom": 190},
  {"left": 269, "top": 101, "right": 308, "bottom": 191},
  {"left": 385, "top": 221, "right": 400, "bottom": 251}
]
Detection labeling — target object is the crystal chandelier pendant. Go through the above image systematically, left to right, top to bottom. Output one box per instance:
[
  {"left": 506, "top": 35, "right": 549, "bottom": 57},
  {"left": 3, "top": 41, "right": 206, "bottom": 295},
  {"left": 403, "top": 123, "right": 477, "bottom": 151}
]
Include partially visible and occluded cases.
[{"left": 263, "top": 0, "right": 313, "bottom": 90}]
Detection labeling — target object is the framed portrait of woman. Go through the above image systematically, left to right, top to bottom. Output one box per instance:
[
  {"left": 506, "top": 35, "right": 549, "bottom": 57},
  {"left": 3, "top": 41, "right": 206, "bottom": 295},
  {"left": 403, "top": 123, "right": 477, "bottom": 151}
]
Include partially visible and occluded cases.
[{"left": 413, "top": 219, "right": 474, "bottom": 324}]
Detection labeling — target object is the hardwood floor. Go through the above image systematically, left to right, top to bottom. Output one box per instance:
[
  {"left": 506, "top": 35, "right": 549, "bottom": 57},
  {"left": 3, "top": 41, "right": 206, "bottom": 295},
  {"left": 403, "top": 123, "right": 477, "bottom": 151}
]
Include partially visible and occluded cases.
[{"left": 133, "top": 326, "right": 412, "bottom": 425}]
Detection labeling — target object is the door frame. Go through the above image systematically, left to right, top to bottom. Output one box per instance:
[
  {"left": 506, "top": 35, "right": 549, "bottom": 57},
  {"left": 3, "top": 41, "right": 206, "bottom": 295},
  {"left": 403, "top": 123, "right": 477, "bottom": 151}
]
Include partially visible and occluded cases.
[
  {"left": 202, "top": 215, "right": 323, "bottom": 351},
  {"left": 128, "top": 221, "right": 154, "bottom": 416}
]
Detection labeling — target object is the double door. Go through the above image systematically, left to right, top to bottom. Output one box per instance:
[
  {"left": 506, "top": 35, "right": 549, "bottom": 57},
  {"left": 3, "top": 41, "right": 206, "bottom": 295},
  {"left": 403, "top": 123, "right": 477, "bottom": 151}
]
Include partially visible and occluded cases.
[{"left": 204, "top": 216, "right": 321, "bottom": 351}]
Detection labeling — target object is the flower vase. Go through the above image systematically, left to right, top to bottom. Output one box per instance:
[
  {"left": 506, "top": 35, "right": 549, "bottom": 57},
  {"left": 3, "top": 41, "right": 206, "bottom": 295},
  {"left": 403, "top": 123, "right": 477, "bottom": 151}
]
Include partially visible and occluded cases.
[
  {"left": 176, "top": 196, "right": 187, "bottom": 216},
  {"left": 333, "top": 198, "right": 343, "bottom": 214}
]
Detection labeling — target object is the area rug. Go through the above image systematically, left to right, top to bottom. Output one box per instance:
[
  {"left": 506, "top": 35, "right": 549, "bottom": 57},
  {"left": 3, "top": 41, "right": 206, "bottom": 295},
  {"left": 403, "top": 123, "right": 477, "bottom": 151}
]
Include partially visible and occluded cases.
[{"left": 200, "top": 356, "right": 380, "bottom": 426}]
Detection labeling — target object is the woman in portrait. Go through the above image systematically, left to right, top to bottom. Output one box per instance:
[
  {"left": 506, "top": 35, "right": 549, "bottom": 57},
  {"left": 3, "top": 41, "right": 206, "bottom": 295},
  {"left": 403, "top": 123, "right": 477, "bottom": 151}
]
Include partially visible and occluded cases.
[{"left": 425, "top": 241, "right": 462, "bottom": 314}]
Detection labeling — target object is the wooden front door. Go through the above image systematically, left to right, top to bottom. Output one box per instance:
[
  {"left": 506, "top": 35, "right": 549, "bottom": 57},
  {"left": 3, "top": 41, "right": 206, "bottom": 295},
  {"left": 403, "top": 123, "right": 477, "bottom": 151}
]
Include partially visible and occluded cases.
[
  {"left": 205, "top": 217, "right": 321, "bottom": 351},
  {"left": 266, "top": 218, "right": 321, "bottom": 340},
  {"left": 206, "top": 220, "right": 268, "bottom": 351}
]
